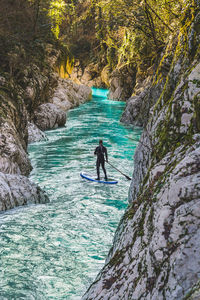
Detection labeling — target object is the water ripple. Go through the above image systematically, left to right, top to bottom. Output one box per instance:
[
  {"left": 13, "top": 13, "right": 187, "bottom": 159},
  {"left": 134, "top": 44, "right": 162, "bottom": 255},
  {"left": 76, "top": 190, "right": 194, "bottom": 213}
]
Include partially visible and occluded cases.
[{"left": 0, "top": 88, "right": 141, "bottom": 299}]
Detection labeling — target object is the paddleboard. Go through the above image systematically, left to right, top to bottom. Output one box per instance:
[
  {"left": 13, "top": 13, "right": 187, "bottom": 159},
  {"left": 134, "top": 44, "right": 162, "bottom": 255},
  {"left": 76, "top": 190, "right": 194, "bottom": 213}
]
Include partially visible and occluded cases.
[{"left": 80, "top": 172, "right": 118, "bottom": 184}]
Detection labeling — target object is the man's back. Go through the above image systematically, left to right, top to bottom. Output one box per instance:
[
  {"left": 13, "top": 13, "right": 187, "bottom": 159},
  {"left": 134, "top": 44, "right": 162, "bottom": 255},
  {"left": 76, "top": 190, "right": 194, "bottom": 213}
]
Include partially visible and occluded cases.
[{"left": 94, "top": 145, "right": 107, "bottom": 161}]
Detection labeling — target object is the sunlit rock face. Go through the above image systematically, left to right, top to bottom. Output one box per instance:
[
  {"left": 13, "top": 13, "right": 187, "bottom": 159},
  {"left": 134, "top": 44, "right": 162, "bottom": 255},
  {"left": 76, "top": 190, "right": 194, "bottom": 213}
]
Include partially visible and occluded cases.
[
  {"left": 83, "top": 8, "right": 200, "bottom": 300},
  {"left": 70, "top": 62, "right": 106, "bottom": 88},
  {"left": 108, "top": 64, "right": 137, "bottom": 101},
  {"left": 0, "top": 172, "right": 49, "bottom": 211}
]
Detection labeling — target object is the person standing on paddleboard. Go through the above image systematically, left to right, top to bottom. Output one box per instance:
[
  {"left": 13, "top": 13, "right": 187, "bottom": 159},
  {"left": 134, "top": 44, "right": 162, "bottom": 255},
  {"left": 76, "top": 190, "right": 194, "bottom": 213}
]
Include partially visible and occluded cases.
[{"left": 94, "top": 140, "right": 108, "bottom": 180}]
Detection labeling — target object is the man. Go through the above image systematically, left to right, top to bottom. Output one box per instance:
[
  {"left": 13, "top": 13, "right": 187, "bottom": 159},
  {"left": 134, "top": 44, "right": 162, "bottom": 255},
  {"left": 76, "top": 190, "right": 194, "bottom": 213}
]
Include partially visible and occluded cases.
[{"left": 94, "top": 140, "right": 108, "bottom": 180}]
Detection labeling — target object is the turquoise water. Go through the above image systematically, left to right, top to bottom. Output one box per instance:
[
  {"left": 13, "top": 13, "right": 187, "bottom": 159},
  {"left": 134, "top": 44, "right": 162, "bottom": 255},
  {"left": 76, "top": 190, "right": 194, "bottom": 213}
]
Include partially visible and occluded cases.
[{"left": 0, "top": 88, "right": 141, "bottom": 299}]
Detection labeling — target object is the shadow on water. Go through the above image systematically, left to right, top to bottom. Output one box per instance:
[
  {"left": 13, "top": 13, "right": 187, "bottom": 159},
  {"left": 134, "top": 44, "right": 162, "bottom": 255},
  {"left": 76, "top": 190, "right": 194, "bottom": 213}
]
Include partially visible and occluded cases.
[{"left": 0, "top": 88, "right": 142, "bottom": 300}]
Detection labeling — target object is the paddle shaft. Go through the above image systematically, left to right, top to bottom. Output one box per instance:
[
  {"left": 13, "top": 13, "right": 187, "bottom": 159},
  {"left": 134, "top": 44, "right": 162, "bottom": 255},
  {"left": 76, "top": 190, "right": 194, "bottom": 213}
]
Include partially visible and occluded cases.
[{"left": 107, "top": 161, "right": 131, "bottom": 180}]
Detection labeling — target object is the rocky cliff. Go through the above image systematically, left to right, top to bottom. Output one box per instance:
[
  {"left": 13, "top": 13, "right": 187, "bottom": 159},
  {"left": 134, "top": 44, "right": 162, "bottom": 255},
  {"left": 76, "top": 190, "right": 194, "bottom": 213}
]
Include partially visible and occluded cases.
[
  {"left": 83, "top": 4, "right": 200, "bottom": 300},
  {"left": 0, "top": 43, "right": 91, "bottom": 212},
  {"left": 70, "top": 61, "right": 137, "bottom": 101}
]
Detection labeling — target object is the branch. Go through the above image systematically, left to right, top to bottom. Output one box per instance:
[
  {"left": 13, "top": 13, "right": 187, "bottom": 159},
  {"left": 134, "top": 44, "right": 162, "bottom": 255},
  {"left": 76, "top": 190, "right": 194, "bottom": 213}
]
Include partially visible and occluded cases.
[{"left": 145, "top": 1, "right": 173, "bottom": 32}]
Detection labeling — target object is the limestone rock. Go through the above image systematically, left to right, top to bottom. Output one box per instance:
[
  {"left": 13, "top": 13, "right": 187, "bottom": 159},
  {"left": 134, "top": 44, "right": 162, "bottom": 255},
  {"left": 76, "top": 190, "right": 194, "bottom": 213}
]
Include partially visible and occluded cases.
[
  {"left": 83, "top": 6, "right": 200, "bottom": 300},
  {"left": 121, "top": 36, "right": 179, "bottom": 127},
  {"left": 0, "top": 43, "right": 63, "bottom": 212},
  {"left": 19, "top": 63, "right": 57, "bottom": 113},
  {"left": 70, "top": 63, "right": 106, "bottom": 88},
  {"left": 108, "top": 64, "right": 137, "bottom": 101},
  {"left": 52, "top": 78, "right": 92, "bottom": 111},
  {"left": 121, "top": 83, "right": 152, "bottom": 126},
  {"left": 33, "top": 103, "right": 66, "bottom": 131},
  {"left": 0, "top": 121, "right": 32, "bottom": 176},
  {"left": 28, "top": 122, "right": 47, "bottom": 144},
  {"left": 83, "top": 141, "right": 200, "bottom": 300},
  {"left": 0, "top": 172, "right": 49, "bottom": 211}
]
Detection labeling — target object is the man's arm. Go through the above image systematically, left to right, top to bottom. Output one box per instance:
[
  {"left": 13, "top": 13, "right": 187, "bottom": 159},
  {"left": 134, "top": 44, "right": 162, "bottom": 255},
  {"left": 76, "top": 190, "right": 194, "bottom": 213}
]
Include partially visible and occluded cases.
[
  {"left": 94, "top": 147, "right": 98, "bottom": 155},
  {"left": 105, "top": 147, "right": 108, "bottom": 162}
]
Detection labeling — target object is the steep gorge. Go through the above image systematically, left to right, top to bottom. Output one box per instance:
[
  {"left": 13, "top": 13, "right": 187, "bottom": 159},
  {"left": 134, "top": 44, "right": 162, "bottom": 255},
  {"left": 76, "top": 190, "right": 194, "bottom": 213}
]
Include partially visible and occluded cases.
[
  {"left": 0, "top": 0, "right": 200, "bottom": 299},
  {"left": 0, "top": 1, "right": 91, "bottom": 211},
  {"left": 82, "top": 4, "right": 200, "bottom": 300}
]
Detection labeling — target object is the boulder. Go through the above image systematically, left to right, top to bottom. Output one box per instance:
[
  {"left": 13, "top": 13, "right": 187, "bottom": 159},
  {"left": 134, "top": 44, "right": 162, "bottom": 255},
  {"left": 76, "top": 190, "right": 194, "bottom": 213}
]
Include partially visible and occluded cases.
[
  {"left": 52, "top": 78, "right": 92, "bottom": 111},
  {"left": 33, "top": 103, "right": 66, "bottom": 131},
  {"left": 28, "top": 122, "right": 47, "bottom": 144},
  {"left": 0, "top": 172, "right": 49, "bottom": 211}
]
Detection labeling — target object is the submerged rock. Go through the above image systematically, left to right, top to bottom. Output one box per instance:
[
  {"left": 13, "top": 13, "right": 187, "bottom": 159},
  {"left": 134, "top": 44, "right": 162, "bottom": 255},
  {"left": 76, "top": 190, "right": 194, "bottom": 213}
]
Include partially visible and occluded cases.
[
  {"left": 33, "top": 103, "right": 66, "bottom": 131},
  {"left": 0, "top": 172, "right": 49, "bottom": 211}
]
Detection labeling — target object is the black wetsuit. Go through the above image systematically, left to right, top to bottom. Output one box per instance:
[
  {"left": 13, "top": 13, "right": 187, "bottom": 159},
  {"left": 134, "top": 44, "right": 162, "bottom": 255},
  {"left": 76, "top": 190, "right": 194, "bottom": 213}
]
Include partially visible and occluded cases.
[{"left": 94, "top": 145, "right": 108, "bottom": 180}]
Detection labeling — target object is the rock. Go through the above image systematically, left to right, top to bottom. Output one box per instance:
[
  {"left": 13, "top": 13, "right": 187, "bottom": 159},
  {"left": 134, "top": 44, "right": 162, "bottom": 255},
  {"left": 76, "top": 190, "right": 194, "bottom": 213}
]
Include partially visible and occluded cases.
[
  {"left": 83, "top": 6, "right": 200, "bottom": 300},
  {"left": 121, "top": 35, "right": 179, "bottom": 127},
  {"left": 0, "top": 52, "right": 92, "bottom": 212},
  {"left": 70, "top": 62, "right": 106, "bottom": 88},
  {"left": 108, "top": 64, "right": 137, "bottom": 101},
  {"left": 101, "top": 65, "right": 110, "bottom": 87},
  {"left": 0, "top": 76, "right": 6, "bottom": 86},
  {"left": 52, "top": 78, "right": 92, "bottom": 111},
  {"left": 121, "top": 83, "right": 152, "bottom": 126},
  {"left": 33, "top": 103, "right": 66, "bottom": 131},
  {"left": 0, "top": 121, "right": 32, "bottom": 176},
  {"left": 28, "top": 122, "right": 47, "bottom": 144},
  {"left": 83, "top": 142, "right": 200, "bottom": 300},
  {"left": 0, "top": 172, "right": 49, "bottom": 211}
]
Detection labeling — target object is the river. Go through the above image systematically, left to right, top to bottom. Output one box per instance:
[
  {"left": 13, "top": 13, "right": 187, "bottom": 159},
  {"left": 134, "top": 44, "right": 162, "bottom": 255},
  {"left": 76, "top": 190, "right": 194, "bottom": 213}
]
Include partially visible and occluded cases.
[{"left": 0, "top": 88, "right": 141, "bottom": 299}]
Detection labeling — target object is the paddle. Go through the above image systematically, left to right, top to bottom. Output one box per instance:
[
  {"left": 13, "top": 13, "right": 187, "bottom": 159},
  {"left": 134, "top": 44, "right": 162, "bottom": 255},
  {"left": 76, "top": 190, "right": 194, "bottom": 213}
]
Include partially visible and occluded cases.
[{"left": 106, "top": 161, "right": 132, "bottom": 180}]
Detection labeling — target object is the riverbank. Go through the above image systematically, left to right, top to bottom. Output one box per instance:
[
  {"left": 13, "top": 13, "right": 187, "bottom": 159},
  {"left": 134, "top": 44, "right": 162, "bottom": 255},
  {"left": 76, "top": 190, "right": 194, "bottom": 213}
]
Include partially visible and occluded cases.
[{"left": 0, "top": 55, "right": 91, "bottom": 212}]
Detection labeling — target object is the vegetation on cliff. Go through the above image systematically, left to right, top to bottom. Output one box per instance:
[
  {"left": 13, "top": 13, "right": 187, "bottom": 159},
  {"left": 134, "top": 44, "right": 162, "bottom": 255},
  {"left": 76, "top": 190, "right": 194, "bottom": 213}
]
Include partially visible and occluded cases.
[
  {"left": 0, "top": 0, "right": 195, "bottom": 88},
  {"left": 0, "top": 0, "right": 200, "bottom": 298},
  {"left": 54, "top": 0, "right": 194, "bottom": 84},
  {"left": 82, "top": 1, "right": 200, "bottom": 299}
]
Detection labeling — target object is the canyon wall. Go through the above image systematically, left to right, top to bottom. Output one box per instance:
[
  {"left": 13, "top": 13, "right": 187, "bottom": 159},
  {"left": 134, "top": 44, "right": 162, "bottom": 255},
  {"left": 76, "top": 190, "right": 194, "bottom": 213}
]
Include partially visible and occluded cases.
[
  {"left": 83, "top": 5, "right": 200, "bottom": 300},
  {"left": 0, "top": 43, "right": 91, "bottom": 212}
]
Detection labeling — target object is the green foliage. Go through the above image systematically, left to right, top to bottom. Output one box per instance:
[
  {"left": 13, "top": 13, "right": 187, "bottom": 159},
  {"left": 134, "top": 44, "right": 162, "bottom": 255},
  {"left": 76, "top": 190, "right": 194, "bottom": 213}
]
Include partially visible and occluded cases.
[
  {"left": 0, "top": 0, "right": 198, "bottom": 80},
  {"left": 48, "top": 0, "right": 66, "bottom": 38},
  {"left": 58, "top": 0, "right": 194, "bottom": 75}
]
